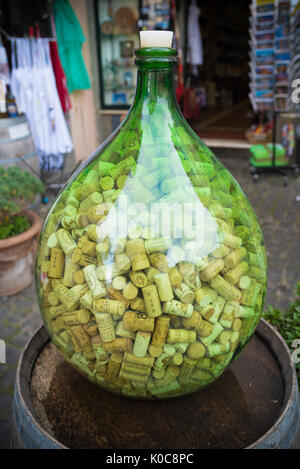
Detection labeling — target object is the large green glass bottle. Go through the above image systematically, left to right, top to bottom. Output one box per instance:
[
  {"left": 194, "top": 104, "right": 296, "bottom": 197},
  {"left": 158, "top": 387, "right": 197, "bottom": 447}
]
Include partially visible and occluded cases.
[{"left": 36, "top": 34, "right": 267, "bottom": 399}]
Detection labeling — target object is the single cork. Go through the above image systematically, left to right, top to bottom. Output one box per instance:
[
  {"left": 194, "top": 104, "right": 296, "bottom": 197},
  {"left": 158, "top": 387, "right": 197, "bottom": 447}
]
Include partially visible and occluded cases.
[
  {"left": 140, "top": 30, "right": 173, "bottom": 48},
  {"left": 79, "top": 192, "right": 103, "bottom": 213},
  {"left": 78, "top": 237, "right": 96, "bottom": 256},
  {"left": 145, "top": 237, "right": 170, "bottom": 254},
  {"left": 126, "top": 238, "right": 146, "bottom": 258},
  {"left": 224, "top": 247, "right": 247, "bottom": 270},
  {"left": 48, "top": 248, "right": 65, "bottom": 278},
  {"left": 71, "top": 248, "right": 82, "bottom": 264},
  {"left": 115, "top": 252, "right": 131, "bottom": 271},
  {"left": 148, "top": 252, "right": 170, "bottom": 273},
  {"left": 131, "top": 253, "right": 150, "bottom": 271},
  {"left": 63, "top": 255, "right": 79, "bottom": 288},
  {"left": 199, "top": 259, "right": 225, "bottom": 282},
  {"left": 224, "top": 261, "right": 249, "bottom": 285},
  {"left": 83, "top": 265, "right": 106, "bottom": 299},
  {"left": 146, "top": 266, "right": 160, "bottom": 283},
  {"left": 168, "top": 267, "right": 183, "bottom": 286},
  {"left": 73, "top": 270, "right": 85, "bottom": 284},
  {"left": 129, "top": 270, "right": 148, "bottom": 288},
  {"left": 154, "top": 272, "right": 174, "bottom": 301},
  {"left": 112, "top": 275, "right": 127, "bottom": 290},
  {"left": 210, "top": 275, "right": 241, "bottom": 302},
  {"left": 238, "top": 275, "right": 251, "bottom": 290},
  {"left": 240, "top": 280, "right": 260, "bottom": 307},
  {"left": 52, "top": 281, "right": 78, "bottom": 311},
  {"left": 123, "top": 281, "right": 138, "bottom": 300},
  {"left": 173, "top": 283, "right": 195, "bottom": 304},
  {"left": 69, "top": 284, "right": 89, "bottom": 301},
  {"left": 142, "top": 284, "right": 162, "bottom": 318},
  {"left": 194, "top": 286, "right": 216, "bottom": 307},
  {"left": 48, "top": 292, "right": 60, "bottom": 306},
  {"left": 130, "top": 296, "right": 147, "bottom": 313},
  {"left": 93, "top": 298, "right": 125, "bottom": 317},
  {"left": 163, "top": 300, "right": 193, "bottom": 318},
  {"left": 48, "top": 304, "right": 66, "bottom": 319},
  {"left": 62, "top": 309, "right": 91, "bottom": 326},
  {"left": 123, "top": 310, "right": 155, "bottom": 332},
  {"left": 182, "top": 311, "right": 202, "bottom": 330},
  {"left": 95, "top": 312, "right": 116, "bottom": 342},
  {"left": 151, "top": 316, "right": 170, "bottom": 347},
  {"left": 196, "top": 319, "right": 214, "bottom": 338},
  {"left": 83, "top": 320, "right": 99, "bottom": 337},
  {"left": 115, "top": 321, "right": 136, "bottom": 339},
  {"left": 201, "top": 323, "right": 224, "bottom": 346},
  {"left": 68, "top": 325, "right": 92, "bottom": 353},
  {"left": 167, "top": 329, "right": 196, "bottom": 344},
  {"left": 133, "top": 331, "right": 151, "bottom": 357},
  {"left": 102, "top": 337, "right": 133, "bottom": 353},
  {"left": 187, "top": 342, "right": 206, "bottom": 360},
  {"left": 148, "top": 344, "right": 163, "bottom": 357},
  {"left": 107, "top": 352, "right": 123, "bottom": 380},
  {"left": 170, "top": 352, "right": 184, "bottom": 366}
]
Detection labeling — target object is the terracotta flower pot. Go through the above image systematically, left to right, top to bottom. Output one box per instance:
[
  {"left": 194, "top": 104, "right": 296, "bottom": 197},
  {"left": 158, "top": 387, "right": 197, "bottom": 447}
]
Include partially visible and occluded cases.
[{"left": 0, "top": 210, "right": 42, "bottom": 296}]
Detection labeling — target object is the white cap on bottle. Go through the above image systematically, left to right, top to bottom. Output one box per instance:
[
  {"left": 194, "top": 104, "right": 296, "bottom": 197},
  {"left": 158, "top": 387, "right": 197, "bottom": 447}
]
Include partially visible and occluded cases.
[{"left": 140, "top": 30, "right": 173, "bottom": 48}]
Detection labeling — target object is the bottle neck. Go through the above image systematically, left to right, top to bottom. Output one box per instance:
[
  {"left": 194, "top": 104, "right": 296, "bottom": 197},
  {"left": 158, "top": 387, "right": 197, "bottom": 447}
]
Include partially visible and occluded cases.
[{"left": 130, "top": 47, "right": 179, "bottom": 115}]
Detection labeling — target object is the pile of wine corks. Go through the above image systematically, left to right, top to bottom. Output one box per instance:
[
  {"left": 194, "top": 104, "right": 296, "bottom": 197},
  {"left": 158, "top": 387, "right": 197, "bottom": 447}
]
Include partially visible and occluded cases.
[{"left": 37, "top": 153, "right": 267, "bottom": 399}]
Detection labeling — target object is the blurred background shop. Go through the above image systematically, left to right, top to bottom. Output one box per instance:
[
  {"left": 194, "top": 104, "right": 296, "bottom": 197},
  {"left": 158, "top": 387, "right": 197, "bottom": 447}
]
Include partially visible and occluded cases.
[{"left": 0, "top": 0, "right": 299, "bottom": 183}]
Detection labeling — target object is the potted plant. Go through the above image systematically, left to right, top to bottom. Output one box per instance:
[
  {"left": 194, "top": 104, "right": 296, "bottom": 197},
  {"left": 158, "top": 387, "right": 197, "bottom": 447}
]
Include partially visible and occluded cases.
[{"left": 0, "top": 166, "right": 44, "bottom": 296}]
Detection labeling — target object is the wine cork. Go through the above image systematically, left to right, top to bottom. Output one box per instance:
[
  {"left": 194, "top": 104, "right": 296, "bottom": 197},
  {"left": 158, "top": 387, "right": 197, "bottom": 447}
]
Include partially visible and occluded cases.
[
  {"left": 109, "top": 156, "right": 136, "bottom": 179},
  {"left": 98, "top": 161, "right": 115, "bottom": 176},
  {"left": 116, "top": 174, "right": 127, "bottom": 189},
  {"left": 99, "top": 175, "right": 114, "bottom": 191},
  {"left": 74, "top": 181, "right": 98, "bottom": 201},
  {"left": 102, "top": 188, "right": 121, "bottom": 204},
  {"left": 79, "top": 192, "right": 103, "bottom": 213},
  {"left": 65, "top": 195, "right": 79, "bottom": 208},
  {"left": 86, "top": 204, "right": 106, "bottom": 224},
  {"left": 61, "top": 214, "right": 89, "bottom": 230},
  {"left": 71, "top": 229, "right": 84, "bottom": 240},
  {"left": 220, "top": 231, "right": 242, "bottom": 249},
  {"left": 47, "top": 233, "right": 59, "bottom": 249},
  {"left": 78, "top": 237, "right": 96, "bottom": 256},
  {"left": 145, "top": 237, "right": 170, "bottom": 254},
  {"left": 125, "top": 238, "right": 145, "bottom": 258},
  {"left": 212, "top": 244, "right": 231, "bottom": 258},
  {"left": 224, "top": 247, "right": 247, "bottom": 270},
  {"left": 48, "top": 248, "right": 65, "bottom": 278},
  {"left": 71, "top": 248, "right": 82, "bottom": 264},
  {"left": 131, "top": 252, "right": 150, "bottom": 271},
  {"left": 148, "top": 252, "right": 170, "bottom": 273},
  {"left": 79, "top": 253, "right": 97, "bottom": 267},
  {"left": 115, "top": 253, "right": 131, "bottom": 272},
  {"left": 63, "top": 255, "right": 79, "bottom": 288},
  {"left": 196, "top": 256, "right": 210, "bottom": 271},
  {"left": 199, "top": 259, "right": 225, "bottom": 282},
  {"left": 41, "top": 260, "right": 50, "bottom": 273},
  {"left": 178, "top": 261, "right": 195, "bottom": 277},
  {"left": 224, "top": 261, "right": 249, "bottom": 285},
  {"left": 83, "top": 265, "right": 106, "bottom": 299},
  {"left": 248, "top": 265, "right": 265, "bottom": 281},
  {"left": 146, "top": 266, "right": 160, "bottom": 283},
  {"left": 168, "top": 267, "right": 183, "bottom": 286},
  {"left": 73, "top": 270, "right": 85, "bottom": 284},
  {"left": 129, "top": 270, "right": 148, "bottom": 288},
  {"left": 183, "top": 270, "right": 201, "bottom": 292},
  {"left": 152, "top": 273, "right": 173, "bottom": 302},
  {"left": 112, "top": 275, "right": 127, "bottom": 290},
  {"left": 210, "top": 275, "right": 241, "bottom": 302},
  {"left": 238, "top": 275, "right": 251, "bottom": 290},
  {"left": 240, "top": 280, "right": 260, "bottom": 307},
  {"left": 52, "top": 281, "right": 78, "bottom": 311},
  {"left": 123, "top": 281, "right": 138, "bottom": 300},
  {"left": 173, "top": 283, "right": 195, "bottom": 304},
  {"left": 69, "top": 284, "right": 90, "bottom": 301},
  {"left": 142, "top": 284, "right": 162, "bottom": 318},
  {"left": 106, "top": 286, "right": 131, "bottom": 309},
  {"left": 194, "top": 286, "right": 217, "bottom": 307},
  {"left": 80, "top": 290, "right": 93, "bottom": 311},
  {"left": 48, "top": 292, "right": 60, "bottom": 306},
  {"left": 131, "top": 296, "right": 147, "bottom": 313},
  {"left": 203, "top": 296, "right": 226, "bottom": 325},
  {"left": 93, "top": 298, "right": 125, "bottom": 317},
  {"left": 163, "top": 300, "right": 193, "bottom": 318},
  {"left": 219, "top": 301, "right": 239, "bottom": 328},
  {"left": 48, "top": 304, "right": 66, "bottom": 319},
  {"left": 235, "top": 305, "right": 255, "bottom": 318},
  {"left": 62, "top": 309, "right": 91, "bottom": 326},
  {"left": 123, "top": 310, "right": 155, "bottom": 332},
  {"left": 182, "top": 310, "right": 202, "bottom": 330},
  {"left": 94, "top": 312, "right": 116, "bottom": 342},
  {"left": 52, "top": 316, "right": 65, "bottom": 334},
  {"left": 151, "top": 316, "right": 170, "bottom": 347},
  {"left": 232, "top": 318, "right": 242, "bottom": 331},
  {"left": 196, "top": 319, "right": 214, "bottom": 338},
  {"left": 83, "top": 320, "right": 99, "bottom": 337},
  {"left": 116, "top": 320, "right": 136, "bottom": 339},
  {"left": 201, "top": 323, "right": 224, "bottom": 346},
  {"left": 68, "top": 325, "right": 92, "bottom": 352},
  {"left": 167, "top": 329, "right": 196, "bottom": 344},
  {"left": 218, "top": 330, "right": 232, "bottom": 345},
  {"left": 52, "top": 331, "right": 74, "bottom": 357},
  {"left": 133, "top": 331, "right": 151, "bottom": 357},
  {"left": 102, "top": 337, "right": 133, "bottom": 353},
  {"left": 187, "top": 342, "right": 206, "bottom": 359},
  {"left": 206, "top": 342, "right": 230, "bottom": 357},
  {"left": 148, "top": 344, "right": 163, "bottom": 357},
  {"left": 107, "top": 352, "right": 123, "bottom": 380},
  {"left": 170, "top": 352, "right": 184, "bottom": 366},
  {"left": 179, "top": 356, "right": 197, "bottom": 383},
  {"left": 152, "top": 369, "right": 166, "bottom": 379}
]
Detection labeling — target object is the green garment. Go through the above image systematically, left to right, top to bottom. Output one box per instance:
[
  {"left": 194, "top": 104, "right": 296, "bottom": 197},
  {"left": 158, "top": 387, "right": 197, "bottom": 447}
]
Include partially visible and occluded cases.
[{"left": 54, "top": 0, "right": 91, "bottom": 93}]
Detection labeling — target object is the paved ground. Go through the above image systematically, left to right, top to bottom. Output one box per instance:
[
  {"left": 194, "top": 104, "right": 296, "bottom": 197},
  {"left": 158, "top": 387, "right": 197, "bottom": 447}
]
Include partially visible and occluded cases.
[{"left": 0, "top": 153, "right": 299, "bottom": 448}]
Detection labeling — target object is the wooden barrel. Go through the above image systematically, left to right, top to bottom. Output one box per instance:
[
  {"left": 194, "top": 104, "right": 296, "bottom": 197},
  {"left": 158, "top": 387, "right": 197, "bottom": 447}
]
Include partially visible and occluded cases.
[
  {"left": 0, "top": 115, "right": 39, "bottom": 174},
  {"left": 12, "top": 319, "right": 300, "bottom": 449}
]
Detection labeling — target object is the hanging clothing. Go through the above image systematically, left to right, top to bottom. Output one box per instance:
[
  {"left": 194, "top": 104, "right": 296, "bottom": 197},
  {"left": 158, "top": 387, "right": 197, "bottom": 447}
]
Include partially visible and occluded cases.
[
  {"left": 53, "top": 0, "right": 91, "bottom": 93},
  {"left": 187, "top": 0, "right": 203, "bottom": 75},
  {"left": 11, "top": 38, "right": 73, "bottom": 171},
  {"left": 49, "top": 41, "right": 72, "bottom": 112}
]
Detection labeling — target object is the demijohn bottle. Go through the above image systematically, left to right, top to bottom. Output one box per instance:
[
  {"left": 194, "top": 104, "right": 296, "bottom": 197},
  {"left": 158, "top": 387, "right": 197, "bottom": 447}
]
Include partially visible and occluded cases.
[{"left": 36, "top": 31, "right": 267, "bottom": 399}]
